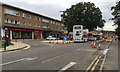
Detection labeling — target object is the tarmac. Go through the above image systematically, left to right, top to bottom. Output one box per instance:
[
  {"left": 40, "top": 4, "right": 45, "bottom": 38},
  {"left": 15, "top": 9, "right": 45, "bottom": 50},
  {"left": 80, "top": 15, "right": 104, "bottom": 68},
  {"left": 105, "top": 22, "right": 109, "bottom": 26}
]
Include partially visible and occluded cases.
[{"left": 0, "top": 42, "right": 30, "bottom": 52}]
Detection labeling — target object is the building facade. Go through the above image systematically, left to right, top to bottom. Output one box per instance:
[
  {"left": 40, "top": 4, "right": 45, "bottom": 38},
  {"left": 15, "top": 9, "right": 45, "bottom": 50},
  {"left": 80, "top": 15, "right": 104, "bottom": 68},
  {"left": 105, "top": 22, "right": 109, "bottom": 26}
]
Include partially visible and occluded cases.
[{"left": 0, "top": 3, "right": 63, "bottom": 41}]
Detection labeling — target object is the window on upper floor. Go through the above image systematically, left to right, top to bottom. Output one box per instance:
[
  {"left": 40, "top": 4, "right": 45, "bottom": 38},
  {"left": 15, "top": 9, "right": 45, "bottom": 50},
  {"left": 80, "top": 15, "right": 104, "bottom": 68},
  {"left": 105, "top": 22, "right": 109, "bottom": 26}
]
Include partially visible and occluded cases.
[
  {"left": 4, "top": 9, "right": 20, "bottom": 16},
  {"left": 23, "top": 13, "right": 26, "bottom": 18},
  {"left": 28, "top": 14, "right": 31, "bottom": 19},
  {"left": 34, "top": 16, "right": 37, "bottom": 20},
  {"left": 5, "top": 18, "right": 19, "bottom": 25},
  {"left": 38, "top": 18, "right": 41, "bottom": 21},
  {"left": 42, "top": 19, "right": 49, "bottom": 23},
  {"left": 14, "top": 20, "right": 20, "bottom": 25},
  {"left": 51, "top": 21, "right": 53, "bottom": 24},
  {"left": 53, "top": 21, "right": 55, "bottom": 24},
  {"left": 23, "top": 22, "right": 26, "bottom": 26},
  {"left": 28, "top": 22, "right": 31, "bottom": 27},
  {"left": 56, "top": 22, "right": 58, "bottom": 25},
  {"left": 34, "top": 24, "right": 37, "bottom": 27},
  {"left": 38, "top": 24, "right": 41, "bottom": 28},
  {"left": 42, "top": 25, "right": 48, "bottom": 29},
  {"left": 50, "top": 27, "right": 53, "bottom": 29},
  {"left": 53, "top": 27, "right": 55, "bottom": 29},
  {"left": 56, "top": 27, "right": 58, "bottom": 30}
]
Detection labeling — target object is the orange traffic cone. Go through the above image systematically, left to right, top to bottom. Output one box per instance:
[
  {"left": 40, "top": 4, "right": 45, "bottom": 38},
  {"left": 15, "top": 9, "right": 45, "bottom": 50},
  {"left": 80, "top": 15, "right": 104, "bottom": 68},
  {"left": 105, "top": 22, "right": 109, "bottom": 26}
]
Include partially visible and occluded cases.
[
  {"left": 49, "top": 41, "right": 51, "bottom": 43},
  {"left": 91, "top": 41, "right": 93, "bottom": 47},
  {"left": 97, "top": 43, "right": 103, "bottom": 50}
]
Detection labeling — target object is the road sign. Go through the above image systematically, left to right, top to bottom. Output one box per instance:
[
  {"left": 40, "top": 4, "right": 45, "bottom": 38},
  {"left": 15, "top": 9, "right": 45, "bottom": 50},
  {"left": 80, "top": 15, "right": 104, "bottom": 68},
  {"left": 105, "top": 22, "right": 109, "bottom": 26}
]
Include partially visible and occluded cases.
[
  {"left": 5, "top": 28, "right": 8, "bottom": 32},
  {"left": 64, "top": 37, "right": 67, "bottom": 40}
]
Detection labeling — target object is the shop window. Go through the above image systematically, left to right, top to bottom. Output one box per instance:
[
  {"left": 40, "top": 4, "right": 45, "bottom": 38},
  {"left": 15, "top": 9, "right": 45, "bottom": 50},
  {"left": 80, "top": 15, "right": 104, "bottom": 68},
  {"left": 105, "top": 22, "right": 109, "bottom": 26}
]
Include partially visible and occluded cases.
[
  {"left": 12, "top": 31, "right": 32, "bottom": 39},
  {"left": 12, "top": 31, "right": 21, "bottom": 39},
  {"left": 21, "top": 31, "right": 32, "bottom": 39}
]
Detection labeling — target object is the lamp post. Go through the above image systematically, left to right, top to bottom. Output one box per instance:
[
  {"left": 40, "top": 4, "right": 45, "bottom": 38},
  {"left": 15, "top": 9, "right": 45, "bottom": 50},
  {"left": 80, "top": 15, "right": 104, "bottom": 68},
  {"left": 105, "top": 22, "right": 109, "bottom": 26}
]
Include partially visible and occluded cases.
[{"left": 4, "top": 27, "right": 8, "bottom": 50}]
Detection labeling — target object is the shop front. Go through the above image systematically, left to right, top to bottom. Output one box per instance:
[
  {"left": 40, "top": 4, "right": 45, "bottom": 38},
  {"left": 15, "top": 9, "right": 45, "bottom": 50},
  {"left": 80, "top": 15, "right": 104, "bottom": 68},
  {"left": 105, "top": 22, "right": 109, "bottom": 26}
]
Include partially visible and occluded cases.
[
  {"left": 7, "top": 27, "right": 33, "bottom": 40},
  {"left": 34, "top": 30, "right": 43, "bottom": 39}
]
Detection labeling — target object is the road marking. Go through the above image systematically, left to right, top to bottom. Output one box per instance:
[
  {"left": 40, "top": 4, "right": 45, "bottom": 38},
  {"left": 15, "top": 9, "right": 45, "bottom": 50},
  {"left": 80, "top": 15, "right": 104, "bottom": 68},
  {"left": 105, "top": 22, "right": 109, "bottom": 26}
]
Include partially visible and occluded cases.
[
  {"left": 77, "top": 49, "right": 81, "bottom": 50},
  {"left": 86, "top": 55, "right": 99, "bottom": 71},
  {"left": 41, "top": 56, "right": 60, "bottom": 63},
  {"left": 90, "top": 56, "right": 101, "bottom": 72},
  {"left": 1, "top": 57, "right": 37, "bottom": 66},
  {"left": 58, "top": 62, "right": 77, "bottom": 72}
]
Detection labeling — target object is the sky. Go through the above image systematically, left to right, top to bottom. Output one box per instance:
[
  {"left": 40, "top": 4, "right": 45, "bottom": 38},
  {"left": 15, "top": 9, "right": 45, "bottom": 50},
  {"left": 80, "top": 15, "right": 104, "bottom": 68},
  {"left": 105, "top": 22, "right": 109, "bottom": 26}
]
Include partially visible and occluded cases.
[{"left": 1, "top": 0, "right": 119, "bottom": 31}]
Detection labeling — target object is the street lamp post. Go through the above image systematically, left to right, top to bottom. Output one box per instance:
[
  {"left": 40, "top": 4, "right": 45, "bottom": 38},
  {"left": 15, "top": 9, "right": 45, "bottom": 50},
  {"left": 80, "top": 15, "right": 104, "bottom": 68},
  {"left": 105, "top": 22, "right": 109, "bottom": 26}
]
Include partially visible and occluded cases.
[{"left": 4, "top": 27, "right": 8, "bottom": 50}]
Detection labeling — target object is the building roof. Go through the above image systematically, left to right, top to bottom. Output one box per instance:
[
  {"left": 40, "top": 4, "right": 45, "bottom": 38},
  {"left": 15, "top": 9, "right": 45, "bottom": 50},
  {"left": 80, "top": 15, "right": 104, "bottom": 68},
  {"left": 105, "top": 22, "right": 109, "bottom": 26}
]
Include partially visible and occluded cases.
[{"left": 0, "top": 2, "right": 62, "bottom": 22}]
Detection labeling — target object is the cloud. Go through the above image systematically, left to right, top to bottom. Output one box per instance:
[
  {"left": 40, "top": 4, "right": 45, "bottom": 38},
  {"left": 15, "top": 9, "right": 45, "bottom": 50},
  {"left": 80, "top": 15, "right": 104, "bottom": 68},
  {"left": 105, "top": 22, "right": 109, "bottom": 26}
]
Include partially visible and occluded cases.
[{"left": 1, "top": 0, "right": 118, "bottom": 31}]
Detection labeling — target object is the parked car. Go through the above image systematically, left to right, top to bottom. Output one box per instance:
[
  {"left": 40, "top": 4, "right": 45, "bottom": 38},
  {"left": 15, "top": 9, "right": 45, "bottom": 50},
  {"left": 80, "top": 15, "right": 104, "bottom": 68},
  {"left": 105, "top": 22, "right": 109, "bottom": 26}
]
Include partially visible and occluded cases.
[{"left": 46, "top": 36, "right": 56, "bottom": 40}]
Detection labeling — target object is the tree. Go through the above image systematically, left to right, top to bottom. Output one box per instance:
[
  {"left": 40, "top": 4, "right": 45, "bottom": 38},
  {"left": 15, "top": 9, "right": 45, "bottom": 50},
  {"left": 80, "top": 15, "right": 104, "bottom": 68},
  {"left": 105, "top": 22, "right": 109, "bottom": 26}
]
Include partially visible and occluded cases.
[
  {"left": 111, "top": 1, "right": 120, "bottom": 33},
  {"left": 61, "top": 2, "right": 106, "bottom": 32}
]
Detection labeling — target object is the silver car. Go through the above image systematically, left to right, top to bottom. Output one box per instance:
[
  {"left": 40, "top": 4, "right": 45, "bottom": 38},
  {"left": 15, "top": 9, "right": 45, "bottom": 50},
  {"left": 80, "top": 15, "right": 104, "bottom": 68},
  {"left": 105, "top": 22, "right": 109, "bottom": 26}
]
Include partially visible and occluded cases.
[{"left": 46, "top": 36, "right": 56, "bottom": 40}]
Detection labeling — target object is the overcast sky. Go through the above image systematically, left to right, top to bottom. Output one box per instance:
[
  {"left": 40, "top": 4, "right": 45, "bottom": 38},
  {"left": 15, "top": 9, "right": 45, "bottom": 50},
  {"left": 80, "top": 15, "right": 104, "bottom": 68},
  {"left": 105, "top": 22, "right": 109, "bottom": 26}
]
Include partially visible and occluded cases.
[{"left": 1, "top": 0, "right": 119, "bottom": 31}]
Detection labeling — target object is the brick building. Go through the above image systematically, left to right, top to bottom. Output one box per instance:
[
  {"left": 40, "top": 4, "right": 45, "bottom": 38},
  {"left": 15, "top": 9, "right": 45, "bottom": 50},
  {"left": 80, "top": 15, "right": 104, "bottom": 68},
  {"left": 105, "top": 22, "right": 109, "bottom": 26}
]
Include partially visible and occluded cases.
[{"left": 0, "top": 3, "right": 63, "bottom": 41}]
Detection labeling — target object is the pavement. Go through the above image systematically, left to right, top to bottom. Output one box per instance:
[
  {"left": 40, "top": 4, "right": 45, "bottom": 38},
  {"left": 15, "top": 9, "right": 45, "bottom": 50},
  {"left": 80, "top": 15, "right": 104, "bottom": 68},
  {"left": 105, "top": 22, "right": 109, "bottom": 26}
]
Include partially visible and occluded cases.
[
  {"left": 103, "top": 39, "right": 118, "bottom": 70},
  {"left": 0, "top": 42, "right": 30, "bottom": 52}
]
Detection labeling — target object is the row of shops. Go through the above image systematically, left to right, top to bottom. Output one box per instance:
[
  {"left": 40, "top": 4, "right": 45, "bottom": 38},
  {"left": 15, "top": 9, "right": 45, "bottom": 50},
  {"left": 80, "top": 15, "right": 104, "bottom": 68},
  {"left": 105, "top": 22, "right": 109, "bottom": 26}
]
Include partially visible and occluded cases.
[{"left": 1, "top": 27, "right": 61, "bottom": 40}]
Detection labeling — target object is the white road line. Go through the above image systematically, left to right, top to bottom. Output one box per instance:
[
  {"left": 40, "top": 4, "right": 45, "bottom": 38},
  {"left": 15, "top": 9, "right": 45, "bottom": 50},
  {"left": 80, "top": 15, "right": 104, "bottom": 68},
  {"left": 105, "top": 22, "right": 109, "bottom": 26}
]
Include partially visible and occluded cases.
[
  {"left": 41, "top": 53, "right": 70, "bottom": 63},
  {"left": 41, "top": 56, "right": 60, "bottom": 63},
  {"left": 1, "top": 57, "right": 37, "bottom": 66},
  {"left": 58, "top": 62, "right": 77, "bottom": 72}
]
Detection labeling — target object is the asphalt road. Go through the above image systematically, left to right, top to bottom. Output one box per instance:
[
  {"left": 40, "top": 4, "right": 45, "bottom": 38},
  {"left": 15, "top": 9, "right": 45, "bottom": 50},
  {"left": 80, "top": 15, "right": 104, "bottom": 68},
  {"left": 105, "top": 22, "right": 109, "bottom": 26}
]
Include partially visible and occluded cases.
[{"left": 2, "top": 40, "right": 111, "bottom": 71}]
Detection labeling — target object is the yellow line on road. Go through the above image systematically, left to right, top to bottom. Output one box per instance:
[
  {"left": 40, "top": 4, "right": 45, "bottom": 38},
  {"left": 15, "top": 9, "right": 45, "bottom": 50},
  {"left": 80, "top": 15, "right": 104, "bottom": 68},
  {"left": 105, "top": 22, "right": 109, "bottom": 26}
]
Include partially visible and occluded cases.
[
  {"left": 86, "top": 55, "right": 99, "bottom": 72},
  {"left": 90, "top": 56, "right": 101, "bottom": 72}
]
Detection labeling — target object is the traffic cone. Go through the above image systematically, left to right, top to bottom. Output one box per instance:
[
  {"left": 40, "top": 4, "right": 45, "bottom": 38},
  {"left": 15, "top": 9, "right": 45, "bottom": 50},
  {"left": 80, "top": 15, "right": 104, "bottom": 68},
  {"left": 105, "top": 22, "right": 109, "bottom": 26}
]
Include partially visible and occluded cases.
[
  {"left": 99, "top": 40, "right": 101, "bottom": 43},
  {"left": 49, "top": 41, "right": 51, "bottom": 43},
  {"left": 52, "top": 41, "right": 54, "bottom": 44},
  {"left": 56, "top": 41, "right": 59, "bottom": 44},
  {"left": 62, "top": 41, "right": 64, "bottom": 44},
  {"left": 67, "top": 41, "right": 69, "bottom": 44},
  {"left": 69, "top": 41, "right": 71, "bottom": 43},
  {"left": 91, "top": 41, "right": 94, "bottom": 47},
  {"left": 92, "top": 41, "right": 96, "bottom": 48},
  {"left": 97, "top": 43, "right": 103, "bottom": 50}
]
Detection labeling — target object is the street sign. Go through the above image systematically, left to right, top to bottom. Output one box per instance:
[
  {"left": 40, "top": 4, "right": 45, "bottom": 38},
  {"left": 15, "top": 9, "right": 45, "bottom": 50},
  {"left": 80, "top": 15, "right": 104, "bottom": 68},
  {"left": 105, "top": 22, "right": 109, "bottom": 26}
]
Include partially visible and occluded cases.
[
  {"left": 5, "top": 28, "right": 8, "bottom": 32},
  {"left": 64, "top": 37, "right": 67, "bottom": 40}
]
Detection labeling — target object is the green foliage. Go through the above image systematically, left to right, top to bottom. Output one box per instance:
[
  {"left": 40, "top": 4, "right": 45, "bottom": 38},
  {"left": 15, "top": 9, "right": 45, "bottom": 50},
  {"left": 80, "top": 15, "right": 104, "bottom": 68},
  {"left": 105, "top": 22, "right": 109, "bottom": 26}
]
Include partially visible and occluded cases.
[
  {"left": 111, "top": 1, "right": 120, "bottom": 33},
  {"left": 61, "top": 2, "right": 106, "bottom": 31}
]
